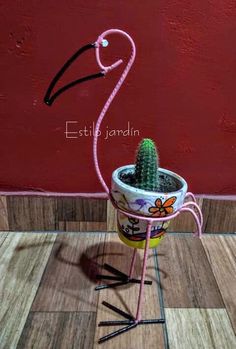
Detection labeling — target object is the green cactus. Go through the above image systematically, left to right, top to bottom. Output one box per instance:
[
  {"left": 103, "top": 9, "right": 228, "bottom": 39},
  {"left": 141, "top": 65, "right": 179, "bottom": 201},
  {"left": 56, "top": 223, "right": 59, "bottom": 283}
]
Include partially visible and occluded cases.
[{"left": 134, "top": 138, "right": 159, "bottom": 191}]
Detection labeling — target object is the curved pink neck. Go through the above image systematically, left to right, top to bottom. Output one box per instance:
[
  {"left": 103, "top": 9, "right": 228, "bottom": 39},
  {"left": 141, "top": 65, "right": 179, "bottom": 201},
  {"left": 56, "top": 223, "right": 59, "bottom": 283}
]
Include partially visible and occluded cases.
[{"left": 93, "top": 29, "right": 136, "bottom": 194}]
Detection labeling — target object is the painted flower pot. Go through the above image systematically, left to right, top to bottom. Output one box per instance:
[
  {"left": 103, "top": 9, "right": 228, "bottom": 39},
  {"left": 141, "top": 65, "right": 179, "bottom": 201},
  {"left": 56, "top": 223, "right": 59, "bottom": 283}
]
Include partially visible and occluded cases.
[{"left": 111, "top": 165, "right": 188, "bottom": 249}]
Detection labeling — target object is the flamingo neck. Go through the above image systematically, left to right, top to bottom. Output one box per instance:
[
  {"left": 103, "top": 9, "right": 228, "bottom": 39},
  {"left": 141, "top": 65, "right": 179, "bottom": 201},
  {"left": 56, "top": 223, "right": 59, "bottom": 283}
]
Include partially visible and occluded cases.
[{"left": 93, "top": 29, "right": 136, "bottom": 194}]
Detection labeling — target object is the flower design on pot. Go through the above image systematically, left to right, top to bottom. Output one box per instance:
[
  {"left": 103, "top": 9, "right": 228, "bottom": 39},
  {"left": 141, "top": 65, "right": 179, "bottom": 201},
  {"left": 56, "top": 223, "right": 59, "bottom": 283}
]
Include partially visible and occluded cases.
[
  {"left": 148, "top": 196, "right": 177, "bottom": 217},
  {"left": 117, "top": 212, "right": 167, "bottom": 248},
  {"left": 125, "top": 217, "right": 140, "bottom": 234}
]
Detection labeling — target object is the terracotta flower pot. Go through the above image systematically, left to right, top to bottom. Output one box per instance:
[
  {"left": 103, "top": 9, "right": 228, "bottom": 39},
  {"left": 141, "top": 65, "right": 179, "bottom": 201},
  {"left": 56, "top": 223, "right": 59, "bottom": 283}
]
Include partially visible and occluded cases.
[{"left": 111, "top": 165, "right": 188, "bottom": 249}]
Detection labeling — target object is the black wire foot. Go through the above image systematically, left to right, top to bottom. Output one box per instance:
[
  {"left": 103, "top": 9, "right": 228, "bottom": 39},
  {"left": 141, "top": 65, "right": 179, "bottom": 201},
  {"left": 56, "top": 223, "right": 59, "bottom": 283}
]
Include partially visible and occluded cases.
[
  {"left": 95, "top": 263, "right": 152, "bottom": 291},
  {"left": 98, "top": 301, "right": 165, "bottom": 343}
]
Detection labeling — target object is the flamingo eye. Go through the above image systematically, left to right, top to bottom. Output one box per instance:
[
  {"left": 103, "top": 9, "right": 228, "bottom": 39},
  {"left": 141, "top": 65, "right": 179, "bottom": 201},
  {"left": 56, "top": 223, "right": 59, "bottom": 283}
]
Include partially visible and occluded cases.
[{"left": 101, "top": 39, "right": 109, "bottom": 47}]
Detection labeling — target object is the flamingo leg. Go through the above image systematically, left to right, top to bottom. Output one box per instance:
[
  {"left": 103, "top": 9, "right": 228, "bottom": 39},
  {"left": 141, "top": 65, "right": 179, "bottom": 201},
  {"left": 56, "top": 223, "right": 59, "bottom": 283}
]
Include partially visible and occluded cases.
[
  {"left": 97, "top": 220, "right": 165, "bottom": 343},
  {"left": 135, "top": 221, "right": 152, "bottom": 321},
  {"left": 128, "top": 248, "right": 137, "bottom": 278}
]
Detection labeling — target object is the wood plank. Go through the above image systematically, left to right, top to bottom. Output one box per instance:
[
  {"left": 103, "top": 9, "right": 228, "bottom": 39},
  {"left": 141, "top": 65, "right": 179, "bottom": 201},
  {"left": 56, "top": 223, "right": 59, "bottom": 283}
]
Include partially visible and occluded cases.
[
  {"left": 0, "top": 196, "right": 9, "bottom": 230},
  {"left": 7, "top": 196, "right": 57, "bottom": 231},
  {"left": 57, "top": 197, "right": 107, "bottom": 222},
  {"left": 169, "top": 198, "right": 203, "bottom": 232},
  {"left": 202, "top": 199, "right": 236, "bottom": 233},
  {"left": 107, "top": 200, "right": 117, "bottom": 232},
  {"left": 58, "top": 221, "right": 107, "bottom": 231},
  {"left": 77, "top": 221, "right": 107, "bottom": 231},
  {"left": 0, "top": 231, "right": 9, "bottom": 247},
  {"left": 0, "top": 233, "right": 56, "bottom": 349},
  {"left": 32, "top": 233, "right": 106, "bottom": 312},
  {"left": 94, "top": 234, "right": 165, "bottom": 348},
  {"left": 157, "top": 235, "right": 224, "bottom": 307},
  {"left": 202, "top": 235, "right": 236, "bottom": 333},
  {"left": 165, "top": 308, "right": 236, "bottom": 349},
  {"left": 17, "top": 312, "right": 96, "bottom": 349}
]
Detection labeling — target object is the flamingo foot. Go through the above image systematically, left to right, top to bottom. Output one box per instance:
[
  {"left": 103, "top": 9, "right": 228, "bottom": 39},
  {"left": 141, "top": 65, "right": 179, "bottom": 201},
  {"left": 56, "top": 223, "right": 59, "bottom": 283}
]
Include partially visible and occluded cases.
[{"left": 98, "top": 301, "right": 165, "bottom": 343}]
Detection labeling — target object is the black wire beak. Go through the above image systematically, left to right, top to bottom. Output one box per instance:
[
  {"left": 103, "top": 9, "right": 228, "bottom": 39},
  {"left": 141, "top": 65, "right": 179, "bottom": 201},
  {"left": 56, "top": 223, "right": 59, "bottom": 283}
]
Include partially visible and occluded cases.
[{"left": 44, "top": 43, "right": 105, "bottom": 106}]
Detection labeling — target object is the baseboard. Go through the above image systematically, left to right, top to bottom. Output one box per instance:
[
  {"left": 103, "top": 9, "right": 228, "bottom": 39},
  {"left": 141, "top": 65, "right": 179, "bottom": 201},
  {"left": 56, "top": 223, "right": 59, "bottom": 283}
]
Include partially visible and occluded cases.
[{"left": 0, "top": 195, "right": 235, "bottom": 233}]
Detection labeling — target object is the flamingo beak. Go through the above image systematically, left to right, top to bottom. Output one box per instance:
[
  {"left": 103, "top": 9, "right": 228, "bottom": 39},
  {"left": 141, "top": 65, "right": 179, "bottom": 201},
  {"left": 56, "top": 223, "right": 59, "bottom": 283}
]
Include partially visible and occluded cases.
[{"left": 44, "top": 42, "right": 105, "bottom": 106}]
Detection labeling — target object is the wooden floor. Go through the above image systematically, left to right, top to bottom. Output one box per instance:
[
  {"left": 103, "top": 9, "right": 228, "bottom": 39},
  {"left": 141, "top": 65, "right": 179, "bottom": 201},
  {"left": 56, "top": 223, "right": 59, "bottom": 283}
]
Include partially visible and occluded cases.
[{"left": 0, "top": 230, "right": 235, "bottom": 349}]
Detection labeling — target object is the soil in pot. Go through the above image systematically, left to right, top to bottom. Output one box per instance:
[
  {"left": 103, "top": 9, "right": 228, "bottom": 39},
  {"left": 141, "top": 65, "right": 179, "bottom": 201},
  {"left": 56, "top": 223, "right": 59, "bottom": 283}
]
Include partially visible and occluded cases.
[{"left": 119, "top": 167, "right": 182, "bottom": 193}]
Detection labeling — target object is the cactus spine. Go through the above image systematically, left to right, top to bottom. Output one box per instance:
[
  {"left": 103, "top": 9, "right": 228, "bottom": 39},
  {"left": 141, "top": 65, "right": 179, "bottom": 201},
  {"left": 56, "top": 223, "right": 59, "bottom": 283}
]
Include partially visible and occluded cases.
[{"left": 134, "top": 138, "right": 159, "bottom": 191}]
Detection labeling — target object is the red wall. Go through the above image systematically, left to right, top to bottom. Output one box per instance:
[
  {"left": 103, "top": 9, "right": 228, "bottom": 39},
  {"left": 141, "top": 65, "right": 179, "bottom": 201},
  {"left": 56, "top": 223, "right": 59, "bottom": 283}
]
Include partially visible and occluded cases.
[{"left": 0, "top": 1, "right": 236, "bottom": 194}]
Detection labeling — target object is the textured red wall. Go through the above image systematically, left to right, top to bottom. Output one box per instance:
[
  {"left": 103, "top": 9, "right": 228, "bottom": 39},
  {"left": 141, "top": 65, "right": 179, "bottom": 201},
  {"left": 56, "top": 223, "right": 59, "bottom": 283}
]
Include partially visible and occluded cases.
[{"left": 0, "top": 1, "right": 236, "bottom": 194}]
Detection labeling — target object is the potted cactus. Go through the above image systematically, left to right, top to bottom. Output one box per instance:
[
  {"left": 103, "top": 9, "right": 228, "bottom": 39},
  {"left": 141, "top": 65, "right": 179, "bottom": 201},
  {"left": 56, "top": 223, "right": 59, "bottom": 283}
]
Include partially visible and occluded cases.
[{"left": 111, "top": 138, "right": 188, "bottom": 249}]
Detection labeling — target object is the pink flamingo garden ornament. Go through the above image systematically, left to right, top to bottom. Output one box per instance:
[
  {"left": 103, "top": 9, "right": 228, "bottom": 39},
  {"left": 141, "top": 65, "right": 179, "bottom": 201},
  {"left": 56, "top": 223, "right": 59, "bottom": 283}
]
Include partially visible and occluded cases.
[{"left": 45, "top": 28, "right": 203, "bottom": 344}]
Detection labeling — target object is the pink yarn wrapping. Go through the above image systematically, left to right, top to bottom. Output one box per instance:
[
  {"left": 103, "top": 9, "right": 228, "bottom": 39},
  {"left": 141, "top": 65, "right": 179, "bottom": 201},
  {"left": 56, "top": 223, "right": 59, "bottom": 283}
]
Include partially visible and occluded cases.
[
  {"left": 93, "top": 29, "right": 136, "bottom": 194},
  {"left": 135, "top": 220, "right": 152, "bottom": 322}
]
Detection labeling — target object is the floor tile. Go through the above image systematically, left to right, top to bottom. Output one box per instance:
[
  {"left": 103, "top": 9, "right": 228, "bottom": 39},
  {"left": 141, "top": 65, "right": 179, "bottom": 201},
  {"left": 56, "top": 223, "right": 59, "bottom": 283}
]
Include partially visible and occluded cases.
[
  {"left": 0, "top": 196, "right": 9, "bottom": 230},
  {"left": 0, "top": 231, "right": 9, "bottom": 246},
  {"left": 0, "top": 233, "right": 56, "bottom": 348},
  {"left": 32, "top": 233, "right": 106, "bottom": 312},
  {"left": 157, "top": 235, "right": 224, "bottom": 307},
  {"left": 202, "top": 235, "right": 236, "bottom": 333},
  {"left": 165, "top": 308, "right": 236, "bottom": 349},
  {"left": 17, "top": 312, "right": 96, "bottom": 349}
]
